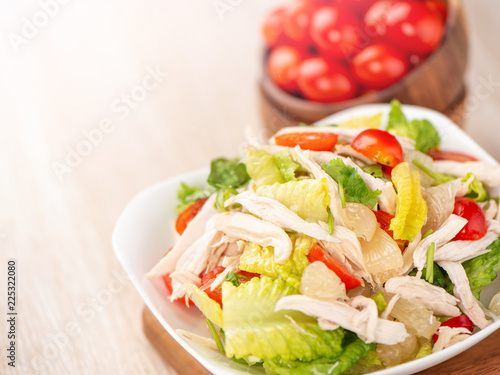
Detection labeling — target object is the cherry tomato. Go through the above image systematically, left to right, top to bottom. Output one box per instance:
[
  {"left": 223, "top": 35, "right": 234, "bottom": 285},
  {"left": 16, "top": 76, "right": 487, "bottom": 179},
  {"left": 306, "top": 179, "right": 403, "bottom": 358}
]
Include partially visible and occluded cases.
[
  {"left": 283, "top": 0, "right": 314, "bottom": 45},
  {"left": 337, "top": 0, "right": 378, "bottom": 16},
  {"left": 364, "top": 0, "right": 445, "bottom": 55},
  {"left": 426, "top": 0, "right": 448, "bottom": 22},
  {"left": 309, "top": 6, "right": 361, "bottom": 60},
  {"left": 262, "top": 7, "right": 288, "bottom": 48},
  {"left": 352, "top": 43, "right": 409, "bottom": 90},
  {"left": 267, "top": 45, "right": 304, "bottom": 93},
  {"left": 297, "top": 57, "right": 358, "bottom": 102},
  {"left": 351, "top": 129, "right": 404, "bottom": 166},
  {"left": 275, "top": 132, "right": 338, "bottom": 151},
  {"left": 427, "top": 149, "right": 479, "bottom": 162},
  {"left": 175, "top": 197, "right": 209, "bottom": 235},
  {"left": 452, "top": 197, "right": 488, "bottom": 241},
  {"left": 374, "top": 210, "right": 407, "bottom": 251},
  {"left": 308, "top": 244, "right": 362, "bottom": 289},
  {"left": 200, "top": 267, "right": 259, "bottom": 306},
  {"left": 162, "top": 273, "right": 193, "bottom": 305},
  {"left": 433, "top": 315, "right": 474, "bottom": 343}
]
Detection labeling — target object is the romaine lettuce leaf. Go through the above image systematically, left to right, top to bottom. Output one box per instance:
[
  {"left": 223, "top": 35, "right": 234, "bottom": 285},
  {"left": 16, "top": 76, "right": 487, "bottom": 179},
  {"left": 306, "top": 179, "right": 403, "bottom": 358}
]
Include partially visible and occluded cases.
[
  {"left": 386, "top": 100, "right": 440, "bottom": 153},
  {"left": 338, "top": 113, "right": 382, "bottom": 129},
  {"left": 244, "top": 149, "right": 301, "bottom": 187},
  {"left": 273, "top": 150, "right": 302, "bottom": 182},
  {"left": 207, "top": 157, "right": 250, "bottom": 189},
  {"left": 321, "top": 159, "right": 381, "bottom": 209},
  {"left": 389, "top": 162, "right": 427, "bottom": 241},
  {"left": 463, "top": 173, "right": 489, "bottom": 202},
  {"left": 256, "top": 179, "right": 330, "bottom": 222},
  {"left": 175, "top": 182, "right": 213, "bottom": 214},
  {"left": 238, "top": 234, "right": 314, "bottom": 289},
  {"left": 462, "top": 237, "right": 500, "bottom": 299},
  {"left": 222, "top": 276, "right": 346, "bottom": 363},
  {"left": 263, "top": 334, "right": 376, "bottom": 375}
]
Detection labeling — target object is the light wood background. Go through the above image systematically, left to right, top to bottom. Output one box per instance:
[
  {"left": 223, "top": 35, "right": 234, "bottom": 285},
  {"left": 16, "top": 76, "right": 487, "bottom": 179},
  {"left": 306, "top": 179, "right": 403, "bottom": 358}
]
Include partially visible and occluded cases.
[{"left": 1, "top": 1, "right": 499, "bottom": 374}]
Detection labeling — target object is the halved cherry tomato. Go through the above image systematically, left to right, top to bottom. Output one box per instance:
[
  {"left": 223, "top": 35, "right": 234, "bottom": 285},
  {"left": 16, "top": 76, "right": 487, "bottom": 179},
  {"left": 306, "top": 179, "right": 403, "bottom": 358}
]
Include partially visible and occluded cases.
[
  {"left": 309, "top": 6, "right": 361, "bottom": 60},
  {"left": 262, "top": 7, "right": 288, "bottom": 48},
  {"left": 352, "top": 43, "right": 409, "bottom": 90},
  {"left": 267, "top": 45, "right": 304, "bottom": 93},
  {"left": 296, "top": 57, "right": 358, "bottom": 102},
  {"left": 351, "top": 129, "right": 404, "bottom": 166},
  {"left": 275, "top": 132, "right": 338, "bottom": 151},
  {"left": 427, "top": 149, "right": 479, "bottom": 162},
  {"left": 175, "top": 197, "right": 209, "bottom": 235},
  {"left": 452, "top": 197, "right": 487, "bottom": 241},
  {"left": 373, "top": 210, "right": 408, "bottom": 251},
  {"left": 308, "top": 244, "right": 362, "bottom": 289},
  {"left": 200, "top": 267, "right": 260, "bottom": 307},
  {"left": 162, "top": 273, "right": 193, "bottom": 306},
  {"left": 433, "top": 315, "right": 474, "bottom": 343}
]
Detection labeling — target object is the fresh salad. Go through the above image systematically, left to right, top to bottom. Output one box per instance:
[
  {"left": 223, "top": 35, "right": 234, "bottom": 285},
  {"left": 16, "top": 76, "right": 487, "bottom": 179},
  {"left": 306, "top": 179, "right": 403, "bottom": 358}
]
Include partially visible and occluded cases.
[{"left": 148, "top": 100, "right": 500, "bottom": 375}]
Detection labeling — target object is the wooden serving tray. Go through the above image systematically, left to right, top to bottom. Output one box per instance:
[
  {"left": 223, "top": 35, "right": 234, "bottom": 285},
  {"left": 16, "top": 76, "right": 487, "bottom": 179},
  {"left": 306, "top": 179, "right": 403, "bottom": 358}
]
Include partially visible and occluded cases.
[{"left": 143, "top": 306, "right": 500, "bottom": 375}]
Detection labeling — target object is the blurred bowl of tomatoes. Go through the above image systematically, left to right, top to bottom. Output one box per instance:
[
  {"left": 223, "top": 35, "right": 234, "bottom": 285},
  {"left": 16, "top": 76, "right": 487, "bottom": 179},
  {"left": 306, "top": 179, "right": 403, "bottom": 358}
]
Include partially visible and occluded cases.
[{"left": 260, "top": 0, "right": 468, "bottom": 134}]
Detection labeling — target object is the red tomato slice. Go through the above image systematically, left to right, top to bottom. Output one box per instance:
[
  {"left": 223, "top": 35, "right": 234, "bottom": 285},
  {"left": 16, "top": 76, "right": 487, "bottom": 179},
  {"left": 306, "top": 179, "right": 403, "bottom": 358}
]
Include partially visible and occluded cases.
[
  {"left": 352, "top": 43, "right": 409, "bottom": 90},
  {"left": 296, "top": 57, "right": 358, "bottom": 102},
  {"left": 351, "top": 129, "right": 404, "bottom": 166},
  {"left": 275, "top": 132, "right": 338, "bottom": 151},
  {"left": 427, "top": 149, "right": 479, "bottom": 162},
  {"left": 175, "top": 197, "right": 209, "bottom": 235},
  {"left": 452, "top": 197, "right": 488, "bottom": 241},
  {"left": 374, "top": 210, "right": 408, "bottom": 252},
  {"left": 308, "top": 244, "right": 362, "bottom": 289},
  {"left": 433, "top": 315, "right": 474, "bottom": 343}
]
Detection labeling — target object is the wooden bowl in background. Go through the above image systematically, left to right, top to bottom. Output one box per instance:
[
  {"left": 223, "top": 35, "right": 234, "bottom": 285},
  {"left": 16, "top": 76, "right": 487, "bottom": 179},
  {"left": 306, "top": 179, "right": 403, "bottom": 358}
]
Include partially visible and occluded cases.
[{"left": 260, "top": 0, "right": 468, "bottom": 135}]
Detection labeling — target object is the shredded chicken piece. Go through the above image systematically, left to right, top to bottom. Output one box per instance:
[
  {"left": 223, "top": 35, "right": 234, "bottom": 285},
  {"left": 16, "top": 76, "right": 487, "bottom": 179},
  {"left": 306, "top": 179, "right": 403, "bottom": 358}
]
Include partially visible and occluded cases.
[
  {"left": 330, "top": 145, "right": 376, "bottom": 165},
  {"left": 432, "top": 161, "right": 500, "bottom": 187},
  {"left": 224, "top": 191, "right": 339, "bottom": 243},
  {"left": 147, "top": 194, "right": 217, "bottom": 277},
  {"left": 482, "top": 199, "right": 499, "bottom": 220},
  {"left": 212, "top": 212, "right": 293, "bottom": 263},
  {"left": 413, "top": 214, "right": 468, "bottom": 271},
  {"left": 434, "top": 220, "right": 500, "bottom": 263},
  {"left": 402, "top": 232, "right": 421, "bottom": 274},
  {"left": 210, "top": 256, "right": 240, "bottom": 291},
  {"left": 437, "top": 261, "right": 491, "bottom": 329},
  {"left": 384, "top": 276, "right": 460, "bottom": 317},
  {"left": 381, "top": 294, "right": 400, "bottom": 320},
  {"left": 275, "top": 295, "right": 409, "bottom": 345},
  {"left": 432, "top": 326, "right": 471, "bottom": 353},
  {"left": 176, "top": 329, "right": 219, "bottom": 352}
]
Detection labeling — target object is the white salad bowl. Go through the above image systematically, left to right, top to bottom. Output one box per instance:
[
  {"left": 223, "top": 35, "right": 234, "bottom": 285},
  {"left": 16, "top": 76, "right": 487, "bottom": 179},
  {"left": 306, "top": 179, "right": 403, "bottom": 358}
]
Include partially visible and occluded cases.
[{"left": 112, "top": 104, "right": 500, "bottom": 375}]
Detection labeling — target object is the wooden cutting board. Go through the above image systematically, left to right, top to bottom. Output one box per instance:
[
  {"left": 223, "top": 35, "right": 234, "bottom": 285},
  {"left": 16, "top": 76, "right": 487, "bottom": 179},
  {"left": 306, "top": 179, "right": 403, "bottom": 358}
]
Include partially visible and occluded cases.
[{"left": 143, "top": 306, "right": 500, "bottom": 375}]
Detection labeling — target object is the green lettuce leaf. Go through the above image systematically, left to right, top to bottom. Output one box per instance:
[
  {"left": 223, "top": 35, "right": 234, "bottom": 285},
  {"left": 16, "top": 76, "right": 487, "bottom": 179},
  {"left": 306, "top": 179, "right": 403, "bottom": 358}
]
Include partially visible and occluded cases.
[
  {"left": 386, "top": 100, "right": 440, "bottom": 153},
  {"left": 244, "top": 149, "right": 301, "bottom": 187},
  {"left": 273, "top": 150, "right": 302, "bottom": 182},
  {"left": 207, "top": 157, "right": 250, "bottom": 189},
  {"left": 321, "top": 159, "right": 380, "bottom": 209},
  {"left": 463, "top": 173, "right": 489, "bottom": 202},
  {"left": 256, "top": 179, "right": 330, "bottom": 222},
  {"left": 175, "top": 182, "right": 213, "bottom": 214},
  {"left": 238, "top": 234, "right": 314, "bottom": 289},
  {"left": 462, "top": 237, "right": 500, "bottom": 299},
  {"left": 222, "top": 276, "right": 346, "bottom": 363},
  {"left": 263, "top": 334, "right": 376, "bottom": 375}
]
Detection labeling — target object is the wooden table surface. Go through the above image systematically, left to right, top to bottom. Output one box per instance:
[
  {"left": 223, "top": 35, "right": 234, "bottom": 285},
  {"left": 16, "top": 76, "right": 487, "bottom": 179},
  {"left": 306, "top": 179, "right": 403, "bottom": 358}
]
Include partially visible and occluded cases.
[{"left": 1, "top": 1, "right": 499, "bottom": 374}]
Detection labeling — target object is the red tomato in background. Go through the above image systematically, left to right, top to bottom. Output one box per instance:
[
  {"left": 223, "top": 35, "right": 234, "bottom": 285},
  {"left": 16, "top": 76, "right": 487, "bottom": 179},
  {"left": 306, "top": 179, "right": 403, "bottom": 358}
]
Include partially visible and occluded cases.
[
  {"left": 283, "top": 0, "right": 315, "bottom": 45},
  {"left": 337, "top": 0, "right": 378, "bottom": 16},
  {"left": 364, "top": 0, "right": 445, "bottom": 55},
  {"left": 426, "top": 0, "right": 448, "bottom": 22},
  {"left": 310, "top": 6, "right": 362, "bottom": 60},
  {"left": 262, "top": 7, "right": 288, "bottom": 48},
  {"left": 352, "top": 43, "right": 409, "bottom": 90},
  {"left": 267, "top": 45, "right": 304, "bottom": 92},
  {"left": 297, "top": 57, "right": 358, "bottom": 102},
  {"left": 351, "top": 129, "right": 404, "bottom": 166},
  {"left": 275, "top": 132, "right": 339, "bottom": 151},
  {"left": 427, "top": 149, "right": 479, "bottom": 162},
  {"left": 175, "top": 197, "right": 208, "bottom": 235},
  {"left": 452, "top": 198, "right": 488, "bottom": 241},
  {"left": 308, "top": 244, "right": 362, "bottom": 289},
  {"left": 433, "top": 315, "right": 474, "bottom": 343}
]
